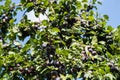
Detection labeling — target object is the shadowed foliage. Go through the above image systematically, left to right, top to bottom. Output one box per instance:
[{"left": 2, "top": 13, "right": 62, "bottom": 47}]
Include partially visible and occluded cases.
[{"left": 0, "top": 0, "right": 120, "bottom": 80}]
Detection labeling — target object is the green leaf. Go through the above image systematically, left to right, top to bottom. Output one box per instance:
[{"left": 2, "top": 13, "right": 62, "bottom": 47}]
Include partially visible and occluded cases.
[
  {"left": 5, "top": 0, "right": 11, "bottom": 7},
  {"left": 21, "top": 0, "right": 25, "bottom": 4},
  {"left": 44, "top": 0, "right": 49, "bottom": 6},
  {"left": 82, "top": 0, "right": 88, "bottom": 2},
  {"left": 92, "top": 0, "right": 97, "bottom": 4},
  {"left": 76, "top": 1, "right": 82, "bottom": 9},
  {"left": 97, "top": 1, "right": 102, "bottom": 5},
  {"left": 26, "top": 2, "right": 34, "bottom": 8},
  {"left": 89, "top": 10, "right": 94, "bottom": 16},
  {"left": 35, "top": 12, "right": 39, "bottom": 17},
  {"left": 103, "top": 15, "right": 109, "bottom": 20},
  {"left": 49, "top": 16, "right": 55, "bottom": 21},
  {"left": 88, "top": 16, "right": 94, "bottom": 21},
  {"left": 9, "top": 19, "right": 15, "bottom": 25},
  {"left": 42, "top": 20, "right": 49, "bottom": 26},
  {"left": 106, "top": 25, "right": 114, "bottom": 32},
  {"left": 117, "top": 25, "right": 120, "bottom": 29},
  {"left": 13, "top": 27, "right": 19, "bottom": 33},
  {"left": 49, "top": 28, "right": 60, "bottom": 35},
  {"left": 52, "top": 28, "right": 60, "bottom": 32},
  {"left": 17, "top": 32, "right": 22, "bottom": 36},
  {"left": 91, "top": 36, "right": 98, "bottom": 45},
  {"left": 14, "top": 41, "right": 21, "bottom": 46},
  {"left": 99, "top": 41, "right": 105, "bottom": 45},
  {"left": 0, "top": 43, "right": 3, "bottom": 55},
  {"left": 56, "top": 49, "right": 69, "bottom": 56},
  {"left": 8, "top": 51, "right": 15, "bottom": 54},
  {"left": 106, "top": 52, "right": 113, "bottom": 58},
  {"left": 0, "top": 58, "right": 3, "bottom": 66},
  {"left": 98, "top": 68, "right": 106, "bottom": 75},
  {"left": 77, "top": 71, "right": 82, "bottom": 78},
  {"left": 84, "top": 71, "right": 93, "bottom": 79},
  {"left": 3, "top": 73, "right": 10, "bottom": 80},
  {"left": 104, "top": 73, "right": 115, "bottom": 80}
]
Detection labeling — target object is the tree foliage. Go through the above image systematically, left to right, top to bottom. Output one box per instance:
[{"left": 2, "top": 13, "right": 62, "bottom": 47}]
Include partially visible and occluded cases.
[{"left": 0, "top": 0, "right": 120, "bottom": 80}]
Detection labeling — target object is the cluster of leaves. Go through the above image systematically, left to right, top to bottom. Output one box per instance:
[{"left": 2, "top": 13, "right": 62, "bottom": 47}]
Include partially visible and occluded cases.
[{"left": 0, "top": 0, "right": 120, "bottom": 80}]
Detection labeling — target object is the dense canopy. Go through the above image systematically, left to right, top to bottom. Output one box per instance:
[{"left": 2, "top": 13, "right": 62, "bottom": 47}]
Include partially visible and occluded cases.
[{"left": 0, "top": 0, "right": 120, "bottom": 80}]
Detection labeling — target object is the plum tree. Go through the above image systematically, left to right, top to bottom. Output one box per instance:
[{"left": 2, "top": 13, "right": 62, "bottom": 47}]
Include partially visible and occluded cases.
[{"left": 0, "top": 0, "right": 120, "bottom": 80}]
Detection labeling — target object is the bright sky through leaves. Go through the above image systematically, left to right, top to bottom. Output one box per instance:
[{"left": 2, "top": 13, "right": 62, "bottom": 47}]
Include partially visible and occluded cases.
[
  {"left": 10, "top": 0, "right": 120, "bottom": 28},
  {"left": 29, "top": 0, "right": 120, "bottom": 28}
]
